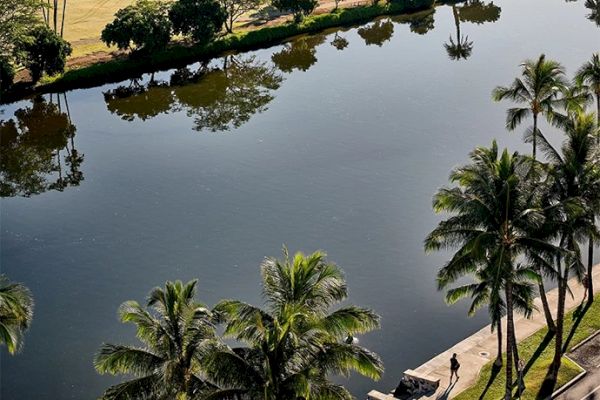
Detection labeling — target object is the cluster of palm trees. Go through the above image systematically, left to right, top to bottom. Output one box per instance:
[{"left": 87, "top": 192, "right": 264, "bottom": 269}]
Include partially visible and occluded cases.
[
  {"left": 426, "top": 53, "right": 600, "bottom": 400},
  {"left": 94, "top": 249, "right": 384, "bottom": 400}
]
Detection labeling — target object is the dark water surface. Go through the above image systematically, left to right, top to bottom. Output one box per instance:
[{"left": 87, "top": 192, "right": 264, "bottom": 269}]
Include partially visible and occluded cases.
[{"left": 1, "top": 0, "right": 598, "bottom": 398}]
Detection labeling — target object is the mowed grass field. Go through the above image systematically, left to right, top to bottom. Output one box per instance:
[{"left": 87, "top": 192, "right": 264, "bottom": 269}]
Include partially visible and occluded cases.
[{"left": 58, "top": 0, "right": 134, "bottom": 57}]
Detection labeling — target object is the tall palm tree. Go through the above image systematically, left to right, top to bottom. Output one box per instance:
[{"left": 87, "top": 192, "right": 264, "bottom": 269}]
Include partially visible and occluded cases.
[
  {"left": 585, "top": 0, "right": 600, "bottom": 27},
  {"left": 444, "top": 5, "right": 473, "bottom": 61},
  {"left": 575, "top": 53, "right": 600, "bottom": 303},
  {"left": 576, "top": 53, "right": 600, "bottom": 137},
  {"left": 492, "top": 54, "right": 567, "bottom": 159},
  {"left": 537, "top": 112, "right": 600, "bottom": 391},
  {"left": 425, "top": 141, "right": 561, "bottom": 400},
  {"left": 202, "top": 249, "right": 383, "bottom": 400},
  {"left": 445, "top": 261, "right": 535, "bottom": 367},
  {"left": 0, "top": 274, "right": 34, "bottom": 354},
  {"left": 94, "top": 280, "right": 217, "bottom": 400}
]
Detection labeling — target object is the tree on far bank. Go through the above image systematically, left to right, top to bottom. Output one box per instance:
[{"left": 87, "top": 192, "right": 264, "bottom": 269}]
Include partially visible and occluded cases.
[
  {"left": 0, "top": 0, "right": 40, "bottom": 59},
  {"left": 0, "top": 0, "right": 40, "bottom": 91},
  {"left": 101, "top": 0, "right": 172, "bottom": 54},
  {"left": 169, "top": 0, "right": 227, "bottom": 44},
  {"left": 218, "top": 0, "right": 263, "bottom": 33},
  {"left": 272, "top": 0, "right": 318, "bottom": 22},
  {"left": 16, "top": 25, "right": 72, "bottom": 83},
  {"left": 0, "top": 274, "right": 34, "bottom": 355}
]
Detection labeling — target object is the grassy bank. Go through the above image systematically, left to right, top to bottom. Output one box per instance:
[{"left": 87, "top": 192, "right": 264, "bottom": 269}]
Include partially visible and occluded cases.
[
  {"left": 1, "top": 0, "right": 433, "bottom": 103},
  {"left": 454, "top": 300, "right": 600, "bottom": 400}
]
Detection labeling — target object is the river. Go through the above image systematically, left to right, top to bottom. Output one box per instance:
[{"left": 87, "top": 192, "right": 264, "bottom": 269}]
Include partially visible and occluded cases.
[{"left": 1, "top": 0, "right": 598, "bottom": 397}]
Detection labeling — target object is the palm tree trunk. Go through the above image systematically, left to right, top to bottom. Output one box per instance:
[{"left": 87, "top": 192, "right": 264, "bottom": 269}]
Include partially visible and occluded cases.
[
  {"left": 53, "top": 0, "right": 58, "bottom": 33},
  {"left": 61, "top": 0, "right": 67, "bottom": 38},
  {"left": 596, "top": 93, "right": 599, "bottom": 143},
  {"left": 532, "top": 113, "right": 538, "bottom": 159},
  {"left": 589, "top": 237, "right": 595, "bottom": 303},
  {"left": 550, "top": 271, "right": 567, "bottom": 390},
  {"left": 538, "top": 280, "right": 556, "bottom": 332},
  {"left": 505, "top": 282, "right": 515, "bottom": 400},
  {"left": 495, "top": 320, "right": 503, "bottom": 367}
]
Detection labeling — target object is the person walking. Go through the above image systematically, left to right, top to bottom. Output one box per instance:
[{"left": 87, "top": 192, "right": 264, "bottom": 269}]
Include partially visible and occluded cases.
[{"left": 450, "top": 353, "right": 460, "bottom": 382}]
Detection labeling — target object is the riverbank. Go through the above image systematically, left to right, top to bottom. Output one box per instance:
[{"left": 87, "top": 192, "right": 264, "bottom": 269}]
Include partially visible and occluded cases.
[
  {"left": 0, "top": 0, "right": 433, "bottom": 104},
  {"left": 368, "top": 264, "right": 600, "bottom": 399}
]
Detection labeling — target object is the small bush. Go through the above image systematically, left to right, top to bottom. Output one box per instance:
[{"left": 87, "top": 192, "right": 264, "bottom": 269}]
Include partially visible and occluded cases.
[
  {"left": 101, "top": 0, "right": 172, "bottom": 53},
  {"left": 169, "top": 0, "right": 227, "bottom": 44},
  {"left": 17, "top": 25, "right": 72, "bottom": 83},
  {"left": 0, "top": 58, "right": 15, "bottom": 92}
]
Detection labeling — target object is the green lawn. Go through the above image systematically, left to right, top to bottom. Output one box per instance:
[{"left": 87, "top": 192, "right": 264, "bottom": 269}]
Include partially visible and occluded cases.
[{"left": 454, "top": 300, "right": 600, "bottom": 400}]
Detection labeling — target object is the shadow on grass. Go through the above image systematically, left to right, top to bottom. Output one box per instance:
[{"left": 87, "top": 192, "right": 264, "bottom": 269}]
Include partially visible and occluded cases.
[
  {"left": 563, "top": 301, "right": 592, "bottom": 353},
  {"left": 523, "top": 331, "right": 554, "bottom": 376},
  {"left": 478, "top": 363, "right": 502, "bottom": 400},
  {"left": 536, "top": 364, "right": 557, "bottom": 399}
]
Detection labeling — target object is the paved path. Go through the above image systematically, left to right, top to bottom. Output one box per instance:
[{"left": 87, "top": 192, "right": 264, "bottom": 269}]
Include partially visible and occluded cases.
[
  {"left": 368, "top": 264, "right": 600, "bottom": 400},
  {"left": 414, "top": 264, "right": 600, "bottom": 400}
]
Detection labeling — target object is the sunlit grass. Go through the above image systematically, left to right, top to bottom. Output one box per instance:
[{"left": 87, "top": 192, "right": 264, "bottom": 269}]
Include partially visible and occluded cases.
[{"left": 454, "top": 300, "right": 600, "bottom": 400}]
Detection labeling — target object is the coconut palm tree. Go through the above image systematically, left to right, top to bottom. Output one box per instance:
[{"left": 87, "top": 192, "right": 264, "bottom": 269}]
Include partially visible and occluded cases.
[
  {"left": 585, "top": 0, "right": 600, "bottom": 27},
  {"left": 444, "top": 5, "right": 473, "bottom": 61},
  {"left": 575, "top": 53, "right": 600, "bottom": 303},
  {"left": 492, "top": 54, "right": 567, "bottom": 159},
  {"left": 536, "top": 112, "right": 600, "bottom": 392},
  {"left": 425, "top": 141, "right": 561, "bottom": 400},
  {"left": 202, "top": 249, "right": 383, "bottom": 400},
  {"left": 445, "top": 261, "right": 536, "bottom": 367},
  {"left": 0, "top": 274, "right": 34, "bottom": 354},
  {"left": 94, "top": 280, "right": 217, "bottom": 400}
]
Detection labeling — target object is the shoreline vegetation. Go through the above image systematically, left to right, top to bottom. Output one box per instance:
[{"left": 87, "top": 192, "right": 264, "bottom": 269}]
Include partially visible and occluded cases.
[{"left": 1, "top": 0, "right": 433, "bottom": 104}]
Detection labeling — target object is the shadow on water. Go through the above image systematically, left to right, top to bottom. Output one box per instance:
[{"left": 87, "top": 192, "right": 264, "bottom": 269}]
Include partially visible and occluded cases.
[{"left": 0, "top": 94, "right": 84, "bottom": 197}]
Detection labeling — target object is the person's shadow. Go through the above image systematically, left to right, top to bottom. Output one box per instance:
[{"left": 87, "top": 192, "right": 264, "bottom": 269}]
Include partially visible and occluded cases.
[{"left": 436, "top": 380, "right": 458, "bottom": 400}]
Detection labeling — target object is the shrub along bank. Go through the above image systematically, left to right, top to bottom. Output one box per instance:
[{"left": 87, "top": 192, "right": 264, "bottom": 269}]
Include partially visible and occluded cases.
[{"left": 1, "top": 0, "right": 434, "bottom": 103}]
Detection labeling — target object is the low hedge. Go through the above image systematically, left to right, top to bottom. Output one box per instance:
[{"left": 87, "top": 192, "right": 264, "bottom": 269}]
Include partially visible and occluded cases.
[{"left": 1, "top": 0, "right": 434, "bottom": 102}]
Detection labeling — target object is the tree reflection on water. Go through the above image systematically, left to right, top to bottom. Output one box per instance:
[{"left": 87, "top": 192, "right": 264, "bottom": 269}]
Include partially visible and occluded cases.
[
  {"left": 104, "top": 55, "right": 283, "bottom": 132},
  {"left": 0, "top": 95, "right": 83, "bottom": 197}
]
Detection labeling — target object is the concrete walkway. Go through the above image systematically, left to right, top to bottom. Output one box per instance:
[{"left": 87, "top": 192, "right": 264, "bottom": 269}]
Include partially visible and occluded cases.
[{"left": 369, "top": 264, "right": 600, "bottom": 400}]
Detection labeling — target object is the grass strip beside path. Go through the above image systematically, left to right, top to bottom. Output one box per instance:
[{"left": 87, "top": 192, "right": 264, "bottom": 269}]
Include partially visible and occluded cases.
[{"left": 454, "top": 300, "right": 600, "bottom": 400}]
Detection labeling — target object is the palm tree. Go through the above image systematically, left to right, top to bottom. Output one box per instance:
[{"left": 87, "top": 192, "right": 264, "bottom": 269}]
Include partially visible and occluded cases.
[
  {"left": 585, "top": 0, "right": 600, "bottom": 27},
  {"left": 444, "top": 5, "right": 473, "bottom": 61},
  {"left": 575, "top": 53, "right": 600, "bottom": 303},
  {"left": 492, "top": 54, "right": 567, "bottom": 159},
  {"left": 537, "top": 112, "right": 600, "bottom": 391},
  {"left": 425, "top": 141, "right": 561, "bottom": 400},
  {"left": 203, "top": 249, "right": 384, "bottom": 400},
  {"left": 445, "top": 261, "right": 535, "bottom": 367},
  {"left": 0, "top": 274, "right": 34, "bottom": 354},
  {"left": 94, "top": 280, "right": 217, "bottom": 400}
]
